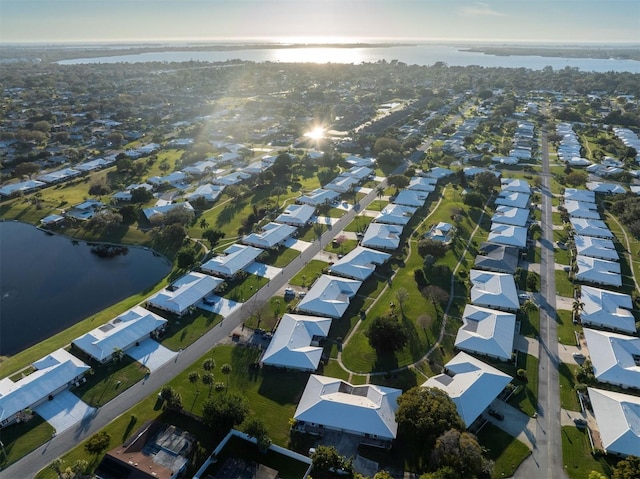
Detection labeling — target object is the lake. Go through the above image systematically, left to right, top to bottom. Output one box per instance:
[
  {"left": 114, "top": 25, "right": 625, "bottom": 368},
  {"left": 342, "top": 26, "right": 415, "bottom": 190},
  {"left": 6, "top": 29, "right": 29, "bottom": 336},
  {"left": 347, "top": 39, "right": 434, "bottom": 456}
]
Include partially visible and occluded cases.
[
  {"left": 57, "top": 43, "right": 640, "bottom": 73},
  {"left": 0, "top": 221, "right": 171, "bottom": 356}
]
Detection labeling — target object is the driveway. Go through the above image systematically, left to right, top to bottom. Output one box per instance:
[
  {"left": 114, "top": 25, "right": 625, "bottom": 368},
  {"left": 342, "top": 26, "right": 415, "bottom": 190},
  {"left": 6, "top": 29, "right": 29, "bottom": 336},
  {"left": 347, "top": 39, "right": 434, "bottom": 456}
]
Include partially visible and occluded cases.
[
  {"left": 313, "top": 215, "right": 340, "bottom": 226},
  {"left": 283, "top": 238, "right": 312, "bottom": 252},
  {"left": 244, "top": 262, "right": 281, "bottom": 279},
  {"left": 198, "top": 296, "right": 242, "bottom": 317},
  {"left": 555, "top": 296, "right": 574, "bottom": 311},
  {"left": 514, "top": 335, "right": 539, "bottom": 358},
  {"left": 127, "top": 338, "right": 177, "bottom": 371},
  {"left": 557, "top": 342, "right": 585, "bottom": 364},
  {"left": 34, "top": 390, "right": 95, "bottom": 434},
  {"left": 487, "top": 399, "right": 537, "bottom": 450}
]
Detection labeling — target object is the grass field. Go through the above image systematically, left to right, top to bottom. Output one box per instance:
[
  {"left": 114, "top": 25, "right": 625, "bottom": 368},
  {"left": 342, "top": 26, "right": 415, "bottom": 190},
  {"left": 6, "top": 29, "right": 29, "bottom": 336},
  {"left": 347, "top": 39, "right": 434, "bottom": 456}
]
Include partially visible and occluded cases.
[
  {"left": 259, "top": 247, "right": 300, "bottom": 268},
  {"left": 289, "top": 260, "right": 328, "bottom": 288},
  {"left": 554, "top": 270, "right": 576, "bottom": 298},
  {"left": 556, "top": 310, "right": 580, "bottom": 346},
  {"left": 558, "top": 362, "right": 581, "bottom": 410},
  {"left": 0, "top": 415, "right": 55, "bottom": 470},
  {"left": 476, "top": 423, "right": 531, "bottom": 479},
  {"left": 561, "top": 426, "right": 614, "bottom": 479}
]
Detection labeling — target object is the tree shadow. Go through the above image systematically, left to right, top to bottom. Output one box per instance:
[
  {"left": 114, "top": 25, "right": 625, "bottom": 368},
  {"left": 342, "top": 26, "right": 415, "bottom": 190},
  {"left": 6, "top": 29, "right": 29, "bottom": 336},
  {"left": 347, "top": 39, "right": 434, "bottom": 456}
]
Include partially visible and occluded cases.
[{"left": 215, "top": 201, "right": 245, "bottom": 227}]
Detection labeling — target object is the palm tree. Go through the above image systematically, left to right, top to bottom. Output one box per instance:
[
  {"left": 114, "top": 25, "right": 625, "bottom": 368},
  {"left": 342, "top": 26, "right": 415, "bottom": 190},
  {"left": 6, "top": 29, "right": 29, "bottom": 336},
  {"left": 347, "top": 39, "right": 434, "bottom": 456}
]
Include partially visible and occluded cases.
[
  {"left": 272, "top": 186, "right": 286, "bottom": 208},
  {"left": 376, "top": 186, "right": 384, "bottom": 202},
  {"left": 572, "top": 298, "right": 585, "bottom": 323},
  {"left": 112, "top": 347, "right": 124, "bottom": 363},
  {"left": 202, "top": 357, "right": 215, "bottom": 372},
  {"left": 221, "top": 363, "right": 232, "bottom": 391},
  {"left": 188, "top": 371, "right": 200, "bottom": 391},
  {"left": 202, "top": 372, "right": 214, "bottom": 396}
]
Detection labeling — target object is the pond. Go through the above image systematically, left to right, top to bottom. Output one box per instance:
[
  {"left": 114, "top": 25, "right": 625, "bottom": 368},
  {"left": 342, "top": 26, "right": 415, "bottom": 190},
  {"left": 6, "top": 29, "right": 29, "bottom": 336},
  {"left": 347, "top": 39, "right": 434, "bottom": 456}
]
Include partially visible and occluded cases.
[{"left": 0, "top": 221, "right": 171, "bottom": 356}]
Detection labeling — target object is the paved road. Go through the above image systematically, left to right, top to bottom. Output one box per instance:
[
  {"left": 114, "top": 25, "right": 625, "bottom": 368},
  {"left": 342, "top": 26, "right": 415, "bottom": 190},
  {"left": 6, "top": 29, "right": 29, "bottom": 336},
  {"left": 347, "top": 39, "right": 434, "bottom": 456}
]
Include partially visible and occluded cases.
[
  {"left": 514, "top": 119, "right": 568, "bottom": 479},
  {"left": 1, "top": 164, "right": 406, "bottom": 479}
]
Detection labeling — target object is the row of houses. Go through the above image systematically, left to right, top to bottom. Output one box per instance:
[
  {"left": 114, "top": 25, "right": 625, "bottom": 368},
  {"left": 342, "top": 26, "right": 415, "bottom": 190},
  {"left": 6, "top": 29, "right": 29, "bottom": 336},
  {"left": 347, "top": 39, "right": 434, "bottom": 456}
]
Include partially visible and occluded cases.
[{"left": 563, "top": 187, "right": 640, "bottom": 457}]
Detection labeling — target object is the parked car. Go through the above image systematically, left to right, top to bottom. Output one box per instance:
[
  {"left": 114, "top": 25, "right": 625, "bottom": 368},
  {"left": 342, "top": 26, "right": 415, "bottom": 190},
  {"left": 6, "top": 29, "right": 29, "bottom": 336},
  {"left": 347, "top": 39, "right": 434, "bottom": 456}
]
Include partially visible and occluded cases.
[
  {"left": 284, "top": 287, "right": 295, "bottom": 297},
  {"left": 572, "top": 352, "right": 585, "bottom": 360},
  {"left": 488, "top": 409, "right": 504, "bottom": 420},
  {"left": 573, "top": 417, "right": 587, "bottom": 427}
]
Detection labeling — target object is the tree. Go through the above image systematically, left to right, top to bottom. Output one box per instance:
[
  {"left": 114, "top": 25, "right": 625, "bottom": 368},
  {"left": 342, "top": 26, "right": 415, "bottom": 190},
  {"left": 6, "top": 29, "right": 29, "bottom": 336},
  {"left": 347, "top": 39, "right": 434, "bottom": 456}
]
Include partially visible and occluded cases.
[
  {"left": 107, "top": 132, "right": 124, "bottom": 147},
  {"left": 272, "top": 153, "right": 292, "bottom": 176},
  {"left": 116, "top": 157, "right": 134, "bottom": 172},
  {"left": 159, "top": 160, "right": 170, "bottom": 174},
  {"left": 14, "top": 161, "right": 40, "bottom": 178},
  {"left": 472, "top": 171, "right": 500, "bottom": 192},
  {"left": 566, "top": 171, "right": 587, "bottom": 187},
  {"left": 388, "top": 174, "right": 410, "bottom": 189},
  {"left": 89, "top": 180, "right": 111, "bottom": 196},
  {"left": 130, "top": 186, "right": 153, "bottom": 204},
  {"left": 272, "top": 186, "right": 286, "bottom": 206},
  {"left": 463, "top": 191, "right": 484, "bottom": 208},
  {"left": 199, "top": 218, "right": 209, "bottom": 229},
  {"left": 202, "top": 229, "right": 225, "bottom": 248},
  {"left": 417, "top": 238, "right": 449, "bottom": 259},
  {"left": 176, "top": 247, "right": 197, "bottom": 269},
  {"left": 526, "top": 272, "right": 538, "bottom": 291},
  {"left": 421, "top": 285, "right": 450, "bottom": 309},
  {"left": 395, "top": 288, "right": 409, "bottom": 315},
  {"left": 572, "top": 298, "right": 585, "bottom": 322},
  {"left": 367, "top": 315, "right": 408, "bottom": 353},
  {"left": 112, "top": 347, "right": 124, "bottom": 363},
  {"left": 202, "top": 357, "right": 215, "bottom": 372},
  {"left": 221, "top": 363, "right": 232, "bottom": 390},
  {"left": 188, "top": 371, "right": 200, "bottom": 390},
  {"left": 202, "top": 372, "right": 214, "bottom": 396},
  {"left": 396, "top": 387, "right": 465, "bottom": 454},
  {"left": 202, "top": 392, "right": 249, "bottom": 431},
  {"left": 244, "top": 418, "right": 272, "bottom": 452},
  {"left": 430, "top": 429, "right": 488, "bottom": 478},
  {"left": 84, "top": 431, "right": 111, "bottom": 456},
  {"left": 311, "top": 445, "right": 349, "bottom": 475},
  {"left": 612, "top": 456, "right": 640, "bottom": 479},
  {"left": 49, "top": 458, "right": 64, "bottom": 478},
  {"left": 588, "top": 471, "right": 608, "bottom": 479}
]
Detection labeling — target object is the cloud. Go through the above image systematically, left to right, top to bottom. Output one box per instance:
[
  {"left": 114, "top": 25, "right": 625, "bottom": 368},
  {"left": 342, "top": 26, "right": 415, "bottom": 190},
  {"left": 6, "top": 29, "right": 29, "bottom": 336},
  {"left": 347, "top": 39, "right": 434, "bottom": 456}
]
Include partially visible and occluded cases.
[{"left": 459, "top": 2, "right": 506, "bottom": 17}]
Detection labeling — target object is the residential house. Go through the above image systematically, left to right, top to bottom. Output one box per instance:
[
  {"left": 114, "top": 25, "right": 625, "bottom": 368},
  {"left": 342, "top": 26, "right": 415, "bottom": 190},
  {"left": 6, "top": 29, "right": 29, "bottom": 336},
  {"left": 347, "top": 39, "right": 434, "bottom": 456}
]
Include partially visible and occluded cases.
[
  {"left": 296, "top": 188, "right": 340, "bottom": 206},
  {"left": 393, "top": 190, "right": 428, "bottom": 208},
  {"left": 143, "top": 202, "right": 195, "bottom": 222},
  {"left": 275, "top": 204, "right": 315, "bottom": 227},
  {"left": 374, "top": 204, "right": 417, "bottom": 226},
  {"left": 491, "top": 206, "right": 530, "bottom": 227},
  {"left": 570, "top": 218, "right": 614, "bottom": 239},
  {"left": 242, "top": 222, "right": 297, "bottom": 249},
  {"left": 361, "top": 223, "right": 403, "bottom": 251},
  {"left": 487, "top": 223, "right": 528, "bottom": 249},
  {"left": 574, "top": 235, "right": 619, "bottom": 262},
  {"left": 474, "top": 243, "right": 519, "bottom": 275},
  {"left": 201, "top": 244, "right": 263, "bottom": 279},
  {"left": 328, "top": 246, "right": 391, "bottom": 281},
  {"left": 575, "top": 255, "right": 622, "bottom": 288},
  {"left": 469, "top": 269, "right": 519, "bottom": 312},
  {"left": 146, "top": 272, "right": 223, "bottom": 316},
  {"left": 297, "top": 275, "right": 362, "bottom": 319},
  {"left": 580, "top": 286, "right": 636, "bottom": 334},
  {"left": 455, "top": 304, "right": 516, "bottom": 361},
  {"left": 260, "top": 314, "right": 332, "bottom": 371},
  {"left": 583, "top": 329, "right": 640, "bottom": 389},
  {"left": 588, "top": 388, "right": 640, "bottom": 457}
]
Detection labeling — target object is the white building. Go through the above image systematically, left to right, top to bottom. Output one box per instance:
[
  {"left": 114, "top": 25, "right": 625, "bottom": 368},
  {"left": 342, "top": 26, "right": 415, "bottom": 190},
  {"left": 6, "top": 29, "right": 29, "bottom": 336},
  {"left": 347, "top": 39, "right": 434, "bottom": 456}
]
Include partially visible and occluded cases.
[
  {"left": 297, "top": 188, "right": 340, "bottom": 206},
  {"left": 393, "top": 190, "right": 428, "bottom": 208},
  {"left": 275, "top": 204, "right": 315, "bottom": 227},
  {"left": 374, "top": 204, "right": 417, "bottom": 226},
  {"left": 491, "top": 206, "right": 530, "bottom": 227},
  {"left": 570, "top": 218, "right": 614, "bottom": 239},
  {"left": 242, "top": 222, "right": 297, "bottom": 249},
  {"left": 361, "top": 223, "right": 403, "bottom": 251},
  {"left": 487, "top": 223, "right": 528, "bottom": 249},
  {"left": 574, "top": 235, "right": 619, "bottom": 262},
  {"left": 201, "top": 244, "right": 263, "bottom": 279},
  {"left": 328, "top": 246, "right": 391, "bottom": 281},
  {"left": 575, "top": 255, "right": 622, "bottom": 288},
  {"left": 469, "top": 269, "right": 519, "bottom": 312},
  {"left": 147, "top": 272, "right": 223, "bottom": 316},
  {"left": 297, "top": 275, "right": 362, "bottom": 319},
  {"left": 580, "top": 286, "right": 636, "bottom": 334},
  {"left": 455, "top": 304, "right": 516, "bottom": 361},
  {"left": 72, "top": 306, "right": 167, "bottom": 363},
  {"left": 260, "top": 314, "right": 331, "bottom": 371},
  {"left": 583, "top": 329, "right": 640, "bottom": 389},
  {"left": 422, "top": 352, "right": 512, "bottom": 427},
  {"left": 294, "top": 375, "right": 401, "bottom": 443},
  {"left": 588, "top": 388, "right": 640, "bottom": 457}
]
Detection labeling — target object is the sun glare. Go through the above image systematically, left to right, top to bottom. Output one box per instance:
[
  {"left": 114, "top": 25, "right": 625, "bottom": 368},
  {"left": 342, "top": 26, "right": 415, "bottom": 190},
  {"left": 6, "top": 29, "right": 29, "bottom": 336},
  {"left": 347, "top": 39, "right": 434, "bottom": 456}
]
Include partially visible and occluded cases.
[{"left": 304, "top": 126, "right": 325, "bottom": 140}]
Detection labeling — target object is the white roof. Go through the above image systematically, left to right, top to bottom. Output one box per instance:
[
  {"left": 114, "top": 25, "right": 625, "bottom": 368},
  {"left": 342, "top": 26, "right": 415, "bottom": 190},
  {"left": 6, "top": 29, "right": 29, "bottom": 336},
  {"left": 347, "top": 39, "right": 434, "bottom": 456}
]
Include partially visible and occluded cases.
[
  {"left": 344, "top": 155, "right": 376, "bottom": 167},
  {"left": 183, "top": 160, "right": 218, "bottom": 175},
  {"left": 346, "top": 166, "right": 374, "bottom": 180},
  {"left": 427, "top": 167, "right": 454, "bottom": 180},
  {"left": 37, "top": 168, "right": 81, "bottom": 183},
  {"left": 147, "top": 171, "right": 187, "bottom": 186},
  {"left": 212, "top": 171, "right": 251, "bottom": 186},
  {"left": 325, "top": 175, "right": 359, "bottom": 193},
  {"left": 407, "top": 177, "right": 437, "bottom": 192},
  {"left": 501, "top": 178, "right": 530, "bottom": 194},
  {"left": 0, "top": 179, "right": 46, "bottom": 196},
  {"left": 586, "top": 182, "right": 626, "bottom": 194},
  {"left": 186, "top": 184, "right": 224, "bottom": 202},
  {"left": 297, "top": 188, "right": 340, "bottom": 206},
  {"left": 564, "top": 188, "right": 596, "bottom": 203},
  {"left": 393, "top": 190, "right": 428, "bottom": 207},
  {"left": 495, "top": 191, "right": 530, "bottom": 209},
  {"left": 565, "top": 200, "right": 600, "bottom": 220},
  {"left": 143, "top": 202, "right": 194, "bottom": 221},
  {"left": 275, "top": 204, "right": 315, "bottom": 226},
  {"left": 374, "top": 204, "right": 417, "bottom": 225},
  {"left": 491, "top": 206, "right": 530, "bottom": 227},
  {"left": 570, "top": 218, "right": 614, "bottom": 239},
  {"left": 243, "top": 222, "right": 297, "bottom": 249},
  {"left": 361, "top": 223, "right": 403, "bottom": 251},
  {"left": 487, "top": 223, "right": 528, "bottom": 249},
  {"left": 574, "top": 235, "right": 619, "bottom": 261},
  {"left": 201, "top": 244, "right": 263, "bottom": 278},
  {"left": 328, "top": 246, "right": 391, "bottom": 281},
  {"left": 576, "top": 255, "right": 622, "bottom": 287},
  {"left": 469, "top": 269, "right": 519, "bottom": 311},
  {"left": 147, "top": 272, "right": 223, "bottom": 315},
  {"left": 297, "top": 275, "right": 362, "bottom": 319},
  {"left": 580, "top": 285, "right": 636, "bottom": 334},
  {"left": 455, "top": 304, "right": 516, "bottom": 361},
  {"left": 73, "top": 306, "right": 167, "bottom": 361},
  {"left": 261, "top": 314, "right": 331, "bottom": 371},
  {"left": 584, "top": 329, "right": 640, "bottom": 389},
  {"left": 0, "top": 349, "right": 89, "bottom": 424},
  {"left": 422, "top": 352, "right": 512, "bottom": 427},
  {"left": 294, "top": 375, "right": 401, "bottom": 440},
  {"left": 588, "top": 387, "right": 640, "bottom": 457}
]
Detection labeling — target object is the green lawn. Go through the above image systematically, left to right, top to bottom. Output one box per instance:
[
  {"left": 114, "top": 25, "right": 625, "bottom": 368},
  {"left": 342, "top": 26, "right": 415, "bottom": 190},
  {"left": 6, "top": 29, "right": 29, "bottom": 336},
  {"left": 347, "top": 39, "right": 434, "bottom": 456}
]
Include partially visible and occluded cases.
[
  {"left": 365, "top": 200, "right": 387, "bottom": 212},
  {"left": 343, "top": 215, "right": 373, "bottom": 232},
  {"left": 298, "top": 224, "right": 328, "bottom": 242},
  {"left": 324, "top": 238, "right": 358, "bottom": 256},
  {"left": 259, "top": 247, "right": 300, "bottom": 268},
  {"left": 555, "top": 247, "right": 571, "bottom": 265},
  {"left": 289, "top": 260, "right": 328, "bottom": 288},
  {"left": 554, "top": 270, "right": 576, "bottom": 298},
  {"left": 220, "top": 274, "right": 269, "bottom": 302},
  {"left": 520, "top": 308, "right": 540, "bottom": 338},
  {"left": 556, "top": 310, "right": 580, "bottom": 346},
  {"left": 158, "top": 311, "right": 223, "bottom": 351},
  {"left": 35, "top": 344, "right": 309, "bottom": 479},
  {"left": 71, "top": 354, "right": 149, "bottom": 407},
  {"left": 319, "top": 359, "right": 351, "bottom": 381},
  {"left": 558, "top": 362, "right": 581, "bottom": 410},
  {"left": 0, "top": 415, "right": 55, "bottom": 470},
  {"left": 476, "top": 423, "right": 531, "bottom": 479},
  {"left": 561, "top": 426, "right": 614, "bottom": 479}
]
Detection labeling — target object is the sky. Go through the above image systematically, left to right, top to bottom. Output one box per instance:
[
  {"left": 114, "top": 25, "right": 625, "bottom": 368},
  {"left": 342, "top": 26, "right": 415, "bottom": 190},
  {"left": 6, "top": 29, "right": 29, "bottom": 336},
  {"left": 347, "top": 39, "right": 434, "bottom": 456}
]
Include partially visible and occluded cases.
[{"left": 1, "top": 0, "right": 639, "bottom": 45}]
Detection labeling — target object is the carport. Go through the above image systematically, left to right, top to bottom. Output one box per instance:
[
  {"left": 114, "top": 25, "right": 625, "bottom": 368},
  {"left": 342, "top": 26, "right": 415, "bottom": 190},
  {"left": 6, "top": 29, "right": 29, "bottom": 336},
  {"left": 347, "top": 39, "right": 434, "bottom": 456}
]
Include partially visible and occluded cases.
[
  {"left": 283, "top": 238, "right": 312, "bottom": 252},
  {"left": 245, "top": 262, "right": 281, "bottom": 279},
  {"left": 198, "top": 295, "right": 242, "bottom": 316},
  {"left": 126, "top": 338, "right": 177, "bottom": 372},
  {"left": 34, "top": 390, "right": 95, "bottom": 434}
]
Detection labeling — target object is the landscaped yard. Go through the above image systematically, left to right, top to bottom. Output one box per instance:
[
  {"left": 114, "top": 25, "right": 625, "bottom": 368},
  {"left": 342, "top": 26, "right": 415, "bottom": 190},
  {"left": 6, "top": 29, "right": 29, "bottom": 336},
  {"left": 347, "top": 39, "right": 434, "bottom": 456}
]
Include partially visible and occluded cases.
[
  {"left": 342, "top": 215, "right": 373, "bottom": 232},
  {"left": 259, "top": 247, "right": 300, "bottom": 268},
  {"left": 289, "top": 260, "right": 328, "bottom": 288},
  {"left": 554, "top": 270, "right": 576, "bottom": 298},
  {"left": 219, "top": 274, "right": 269, "bottom": 302},
  {"left": 556, "top": 309, "right": 580, "bottom": 346},
  {"left": 159, "top": 311, "right": 223, "bottom": 351},
  {"left": 558, "top": 362, "right": 581, "bottom": 410},
  {"left": 0, "top": 415, "right": 55, "bottom": 470},
  {"left": 476, "top": 423, "right": 531, "bottom": 479},
  {"left": 561, "top": 426, "right": 614, "bottom": 479}
]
